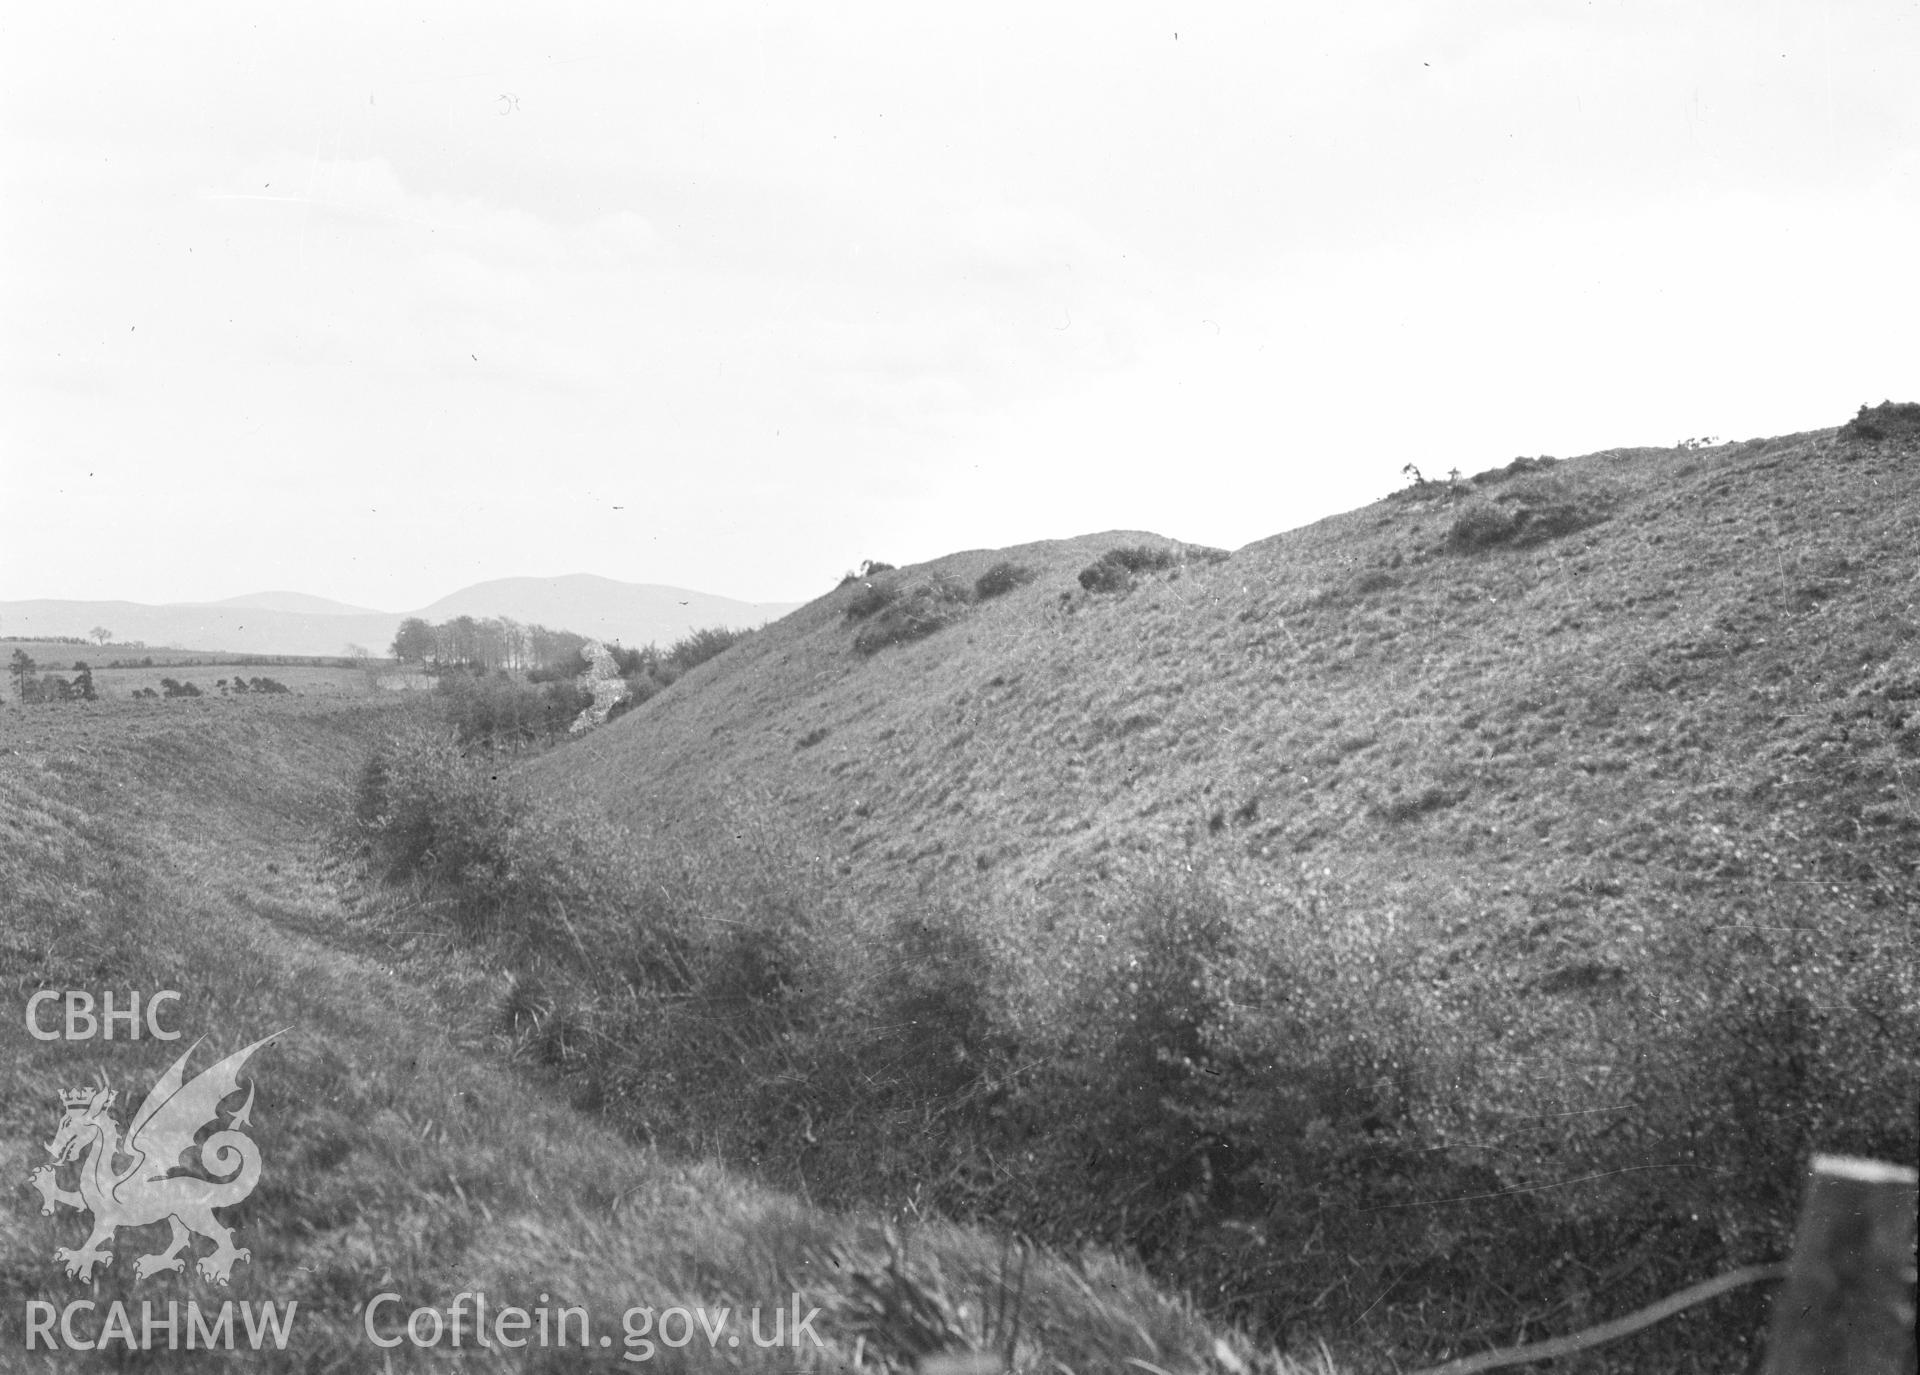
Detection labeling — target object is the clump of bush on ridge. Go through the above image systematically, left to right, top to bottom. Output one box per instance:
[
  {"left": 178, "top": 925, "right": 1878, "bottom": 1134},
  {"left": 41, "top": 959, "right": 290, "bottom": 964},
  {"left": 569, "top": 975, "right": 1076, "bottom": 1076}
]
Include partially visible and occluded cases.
[
  {"left": 1838, "top": 400, "right": 1920, "bottom": 444},
  {"left": 1446, "top": 469, "right": 1618, "bottom": 551},
  {"left": 1077, "top": 545, "right": 1176, "bottom": 593},
  {"left": 838, "top": 559, "right": 897, "bottom": 588},
  {"left": 974, "top": 561, "right": 1036, "bottom": 600},
  {"left": 853, "top": 576, "right": 973, "bottom": 654},
  {"left": 844, "top": 579, "right": 900, "bottom": 622}
]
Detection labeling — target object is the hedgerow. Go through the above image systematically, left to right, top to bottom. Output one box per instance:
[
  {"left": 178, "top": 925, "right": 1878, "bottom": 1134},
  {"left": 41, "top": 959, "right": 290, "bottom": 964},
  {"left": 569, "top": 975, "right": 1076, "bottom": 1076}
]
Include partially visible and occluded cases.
[
  {"left": 434, "top": 669, "right": 592, "bottom": 749},
  {"left": 350, "top": 728, "right": 693, "bottom": 986}
]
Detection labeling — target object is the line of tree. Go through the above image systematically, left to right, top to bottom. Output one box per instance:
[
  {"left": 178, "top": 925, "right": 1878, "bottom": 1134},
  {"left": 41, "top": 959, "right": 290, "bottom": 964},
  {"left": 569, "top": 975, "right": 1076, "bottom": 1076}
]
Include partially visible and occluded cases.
[
  {"left": 393, "top": 614, "right": 754, "bottom": 690},
  {"left": 389, "top": 615, "right": 589, "bottom": 674},
  {"left": 427, "top": 622, "right": 758, "bottom": 749},
  {"left": 0, "top": 628, "right": 116, "bottom": 646},
  {"left": 221, "top": 676, "right": 291, "bottom": 695}
]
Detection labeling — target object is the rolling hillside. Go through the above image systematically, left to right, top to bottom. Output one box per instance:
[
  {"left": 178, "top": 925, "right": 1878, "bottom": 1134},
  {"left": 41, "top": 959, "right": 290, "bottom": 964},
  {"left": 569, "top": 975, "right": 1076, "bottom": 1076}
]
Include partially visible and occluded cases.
[
  {"left": 62, "top": 412, "right": 1892, "bottom": 1369},
  {"left": 517, "top": 418, "right": 1918, "bottom": 1364},
  {"left": 536, "top": 429, "right": 1917, "bottom": 928},
  {"left": 211, "top": 591, "right": 386, "bottom": 615}
]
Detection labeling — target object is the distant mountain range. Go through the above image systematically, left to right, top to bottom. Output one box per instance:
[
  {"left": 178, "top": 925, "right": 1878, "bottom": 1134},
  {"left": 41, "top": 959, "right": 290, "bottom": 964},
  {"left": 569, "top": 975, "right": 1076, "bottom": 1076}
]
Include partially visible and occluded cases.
[
  {"left": 0, "top": 575, "right": 801, "bottom": 658},
  {"left": 209, "top": 591, "right": 387, "bottom": 616}
]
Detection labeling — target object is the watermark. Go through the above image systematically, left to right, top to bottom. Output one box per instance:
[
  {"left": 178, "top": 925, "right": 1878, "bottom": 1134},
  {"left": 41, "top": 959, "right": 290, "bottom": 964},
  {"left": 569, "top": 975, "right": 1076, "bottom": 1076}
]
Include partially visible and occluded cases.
[
  {"left": 26, "top": 989, "right": 182, "bottom": 1040},
  {"left": 19, "top": 1011, "right": 824, "bottom": 1361},
  {"left": 26, "top": 1032, "right": 281, "bottom": 1284},
  {"left": 365, "top": 1292, "right": 825, "bottom": 1361},
  {"left": 25, "top": 1299, "right": 298, "bottom": 1352}
]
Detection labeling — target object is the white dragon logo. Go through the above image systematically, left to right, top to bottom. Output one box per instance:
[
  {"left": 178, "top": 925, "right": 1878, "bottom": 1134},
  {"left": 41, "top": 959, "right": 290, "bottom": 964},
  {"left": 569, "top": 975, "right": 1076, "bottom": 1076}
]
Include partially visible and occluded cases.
[{"left": 27, "top": 1033, "right": 280, "bottom": 1285}]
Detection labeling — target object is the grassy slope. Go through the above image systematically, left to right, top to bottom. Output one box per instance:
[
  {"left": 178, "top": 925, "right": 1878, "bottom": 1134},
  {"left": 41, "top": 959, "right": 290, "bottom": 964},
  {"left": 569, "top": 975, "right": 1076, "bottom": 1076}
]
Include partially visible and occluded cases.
[
  {"left": 524, "top": 428, "right": 1919, "bottom": 1359},
  {"left": 539, "top": 431, "right": 1917, "bottom": 943},
  {"left": 1, "top": 697, "right": 1244, "bottom": 1372}
]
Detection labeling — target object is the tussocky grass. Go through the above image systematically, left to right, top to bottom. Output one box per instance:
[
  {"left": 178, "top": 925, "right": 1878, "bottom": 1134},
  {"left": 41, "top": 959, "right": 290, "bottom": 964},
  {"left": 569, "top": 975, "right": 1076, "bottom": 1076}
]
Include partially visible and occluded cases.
[{"left": 2, "top": 696, "right": 1288, "bottom": 1373}]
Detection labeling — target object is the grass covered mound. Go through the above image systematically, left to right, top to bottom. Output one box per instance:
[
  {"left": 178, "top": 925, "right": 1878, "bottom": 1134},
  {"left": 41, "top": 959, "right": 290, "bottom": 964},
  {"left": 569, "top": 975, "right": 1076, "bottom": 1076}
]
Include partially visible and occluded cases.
[{"left": 494, "top": 422, "right": 1920, "bottom": 1369}]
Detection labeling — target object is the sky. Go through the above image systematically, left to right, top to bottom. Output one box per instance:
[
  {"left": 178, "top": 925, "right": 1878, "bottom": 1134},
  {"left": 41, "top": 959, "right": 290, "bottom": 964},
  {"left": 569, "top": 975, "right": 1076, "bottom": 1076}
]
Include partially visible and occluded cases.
[{"left": 3, "top": 2, "right": 1916, "bottom": 611}]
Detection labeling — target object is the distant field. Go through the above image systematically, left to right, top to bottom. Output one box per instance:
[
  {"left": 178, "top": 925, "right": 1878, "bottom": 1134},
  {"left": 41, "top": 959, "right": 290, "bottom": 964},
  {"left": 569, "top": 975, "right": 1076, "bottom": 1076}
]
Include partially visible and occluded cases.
[
  {"left": 2, "top": 639, "right": 370, "bottom": 668},
  {"left": 2, "top": 640, "right": 431, "bottom": 701},
  {"left": 85, "top": 663, "right": 398, "bottom": 700}
]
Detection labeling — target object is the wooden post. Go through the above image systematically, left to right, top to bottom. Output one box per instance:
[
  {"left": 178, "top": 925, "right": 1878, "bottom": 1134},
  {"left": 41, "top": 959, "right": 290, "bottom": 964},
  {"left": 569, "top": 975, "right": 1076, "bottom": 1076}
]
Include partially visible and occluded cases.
[{"left": 1763, "top": 1154, "right": 1918, "bottom": 1375}]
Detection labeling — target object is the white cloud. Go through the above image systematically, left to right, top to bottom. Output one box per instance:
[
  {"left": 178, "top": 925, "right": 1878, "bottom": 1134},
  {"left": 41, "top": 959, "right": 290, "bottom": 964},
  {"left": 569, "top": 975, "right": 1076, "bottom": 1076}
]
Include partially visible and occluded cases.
[{"left": 4, "top": 1, "right": 1916, "bottom": 608}]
